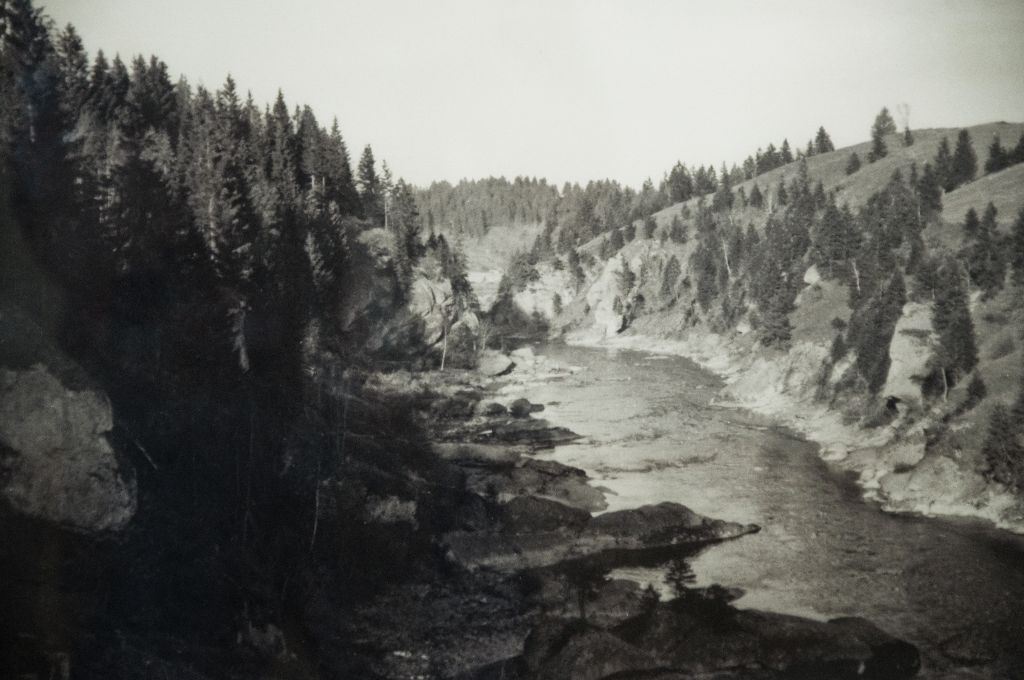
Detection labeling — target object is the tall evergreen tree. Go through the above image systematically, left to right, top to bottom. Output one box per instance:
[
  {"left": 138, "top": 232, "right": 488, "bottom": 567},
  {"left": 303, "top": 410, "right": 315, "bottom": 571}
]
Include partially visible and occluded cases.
[
  {"left": 868, "top": 107, "right": 896, "bottom": 162},
  {"left": 815, "top": 126, "right": 834, "bottom": 153},
  {"left": 950, "top": 129, "right": 977, "bottom": 189},
  {"left": 984, "top": 135, "right": 1009, "bottom": 173},
  {"left": 934, "top": 137, "right": 954, "bottom": 191},
  {"left": 356, "top": 144, "right": 382, "bottom": 224},
  {"left": 1011, "top": 207, "right": 1024, "bottom": 287},
  {"left": 931, "top": 260, "right": 978, "bottom": 398}
]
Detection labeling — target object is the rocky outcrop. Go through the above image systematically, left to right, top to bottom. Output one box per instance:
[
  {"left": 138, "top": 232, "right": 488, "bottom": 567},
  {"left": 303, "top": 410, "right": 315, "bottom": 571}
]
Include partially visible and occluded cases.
[
  {"left": 0, "top": 306, "right": 136, "bottom": 533},
  {"left": 443, "top": 501, "right": 758, "bottom": 572}
]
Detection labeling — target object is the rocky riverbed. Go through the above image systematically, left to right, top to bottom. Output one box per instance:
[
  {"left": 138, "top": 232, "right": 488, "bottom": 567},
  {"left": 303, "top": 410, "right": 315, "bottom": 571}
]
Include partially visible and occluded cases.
[{"left": 349, "top": 347, "right": 923, "bottom": 679}]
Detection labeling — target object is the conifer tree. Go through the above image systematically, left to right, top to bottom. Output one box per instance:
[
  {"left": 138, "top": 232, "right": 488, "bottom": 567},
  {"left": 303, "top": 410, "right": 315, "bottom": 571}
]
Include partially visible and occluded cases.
[
  {"left": 868, "top": 107, "right": 896, "bottom": 162},
  {"left": 815, "top": 126, "right": 835, "bottom": 153},
  {"left": 950, "top": 129, "right": 977, "bottom": 188},
  {"left": 984, "top": 135, "right": 1009, "bottom": 173},
  {"left": 934, "top": 137, "right": 954, "bottom": 191},
  {"left": 780, "top": 139, "right": 793, "bottom": 164},
  {"left": 357, "top": 144, "right": 382, "bottom": 224},
  {"left": 845, "top": 152, "right": 861, "bottom": 175},
  {"left": 916, "top": 162, "right": 942, "bottom": 217},
  {"left": 749, "top": 183, "right": 764, "bottom": 209},
  {"left": 966, "top": 202, "right": 1005, "bottom": 297},
  {"left": 961, "top": 207, "right": 980, "bottom": 239},
  {"left": 1011, "top": 207, "right": 1024, "bottom": 287},
  {"left": 931, "top": 261, "right": 978, "bottom": 398},
  {"left": 981, "top": 403, "right": 1024, "bottom": 490}
]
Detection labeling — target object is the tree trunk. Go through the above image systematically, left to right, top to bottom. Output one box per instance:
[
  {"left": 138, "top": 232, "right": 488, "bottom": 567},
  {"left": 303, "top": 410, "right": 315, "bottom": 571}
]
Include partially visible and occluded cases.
[{"left": 851, "top": 258, "right": 861, "bottom": 294}]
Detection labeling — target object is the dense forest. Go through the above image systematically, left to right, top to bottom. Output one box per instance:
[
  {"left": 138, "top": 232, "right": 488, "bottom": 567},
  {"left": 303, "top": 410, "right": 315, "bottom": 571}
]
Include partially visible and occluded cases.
[{"left": 1, "top": 2, "right": 478, "bottom": 677}]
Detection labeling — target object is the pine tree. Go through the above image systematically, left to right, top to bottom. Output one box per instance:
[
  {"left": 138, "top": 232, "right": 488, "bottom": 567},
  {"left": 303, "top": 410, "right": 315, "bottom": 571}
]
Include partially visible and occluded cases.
[
  {"left": 55, "top": 24, "right": 90, "bottom": 114},
  {"left": 868, "top": 107, "right": 896, "bottom": 162},
  {"left": 815, "top": 126, "right": 834, "bottom": 153},
  {"left": 950, "top": 129, "right": 977, "bottom": 189},
  {"left": 984, "top": 135, "right": 1009, "bottom": 173},
  {"left": 935, "top": 137, "right": 954, "bottom": 191},
  {"left": 780, "top": 139, "right": 793, "bottom": 164},
  {"left": 357, "top": 144, "right": 382, "bottom": 224},
  {"left": 845, "top": 152, "right": 861, "bottom": 175},
  {"left": 916, "top": 162, "right": 942, "bottom": 217},
  {"left": 749, "top": 183, "right": 764, "bottom": 208},
  {"left": 966, "top": 202, "right": 1005, "bottom": 298},
  {"left": 962, "top": 207, "right": 980, "bottom": 239},
  {"left": 1011, "top": 207, "right": 1024, "bottom": 287},
  {"left": 931, "top": 261, "right": 978, "bottom": 397},
  {"left": 981, "top": 404, "right": 1024, "bottom": 490}
]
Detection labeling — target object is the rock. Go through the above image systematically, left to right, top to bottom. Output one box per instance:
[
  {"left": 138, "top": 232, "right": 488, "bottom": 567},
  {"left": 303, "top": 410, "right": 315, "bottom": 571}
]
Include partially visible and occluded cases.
[
  {"left": 510, "top": 346, "right": 536, "bottom": 364},
  {"left": 479, "top": 350, "right": 515, "bottom": 377},
  {"left": 0, "top": 364, "right": 136, "bottom": 533},
  {"left": 509, "top": 397, "right": 544, "bottom": 418},
  {"left": 478, "top": 401, "right": 508, "bottom": 416},
  {"left": 485, "top": 419, "right": 580, "bottom": 448},
  {"left": 432, "top": 442, "right": 526, "bottom": 467},
  {"left": 364, "top": 495, "right": 418, "bottom": 527},
  {"left": 500, "top": 495, "right": 591, "bottom": 534},
  {"left": 443, "top": 500, "right": 757, "bottom": 572},
  {"left": 582, "top": 502, "right": 760, "bottom": 550},
  {"left": 524, "top": 621, "right": 660, "bottom": 680},
  {"left": 940, "top": 627, "right": 998, "bottom": 665}
]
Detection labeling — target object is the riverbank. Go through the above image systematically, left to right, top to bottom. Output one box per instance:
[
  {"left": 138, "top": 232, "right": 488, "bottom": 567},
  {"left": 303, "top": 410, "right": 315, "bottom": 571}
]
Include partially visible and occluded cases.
[{"left": 563, "top": 327, "right": 1024, "bottom": 535}]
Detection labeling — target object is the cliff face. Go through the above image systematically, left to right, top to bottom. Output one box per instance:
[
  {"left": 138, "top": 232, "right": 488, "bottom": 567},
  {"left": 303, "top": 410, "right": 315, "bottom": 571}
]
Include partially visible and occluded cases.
[{"left": 545, "top": 243, "right": 1024, "bottom": 532}]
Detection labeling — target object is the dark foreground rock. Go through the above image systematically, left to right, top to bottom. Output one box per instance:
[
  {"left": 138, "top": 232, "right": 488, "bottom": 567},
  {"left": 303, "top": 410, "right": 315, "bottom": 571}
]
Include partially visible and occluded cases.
[
  {"left": 444, "top": 501, "right": 760, "bottom": 572},
  {"left": 512, "top": 607, "right": 920, "bottom": 680}
]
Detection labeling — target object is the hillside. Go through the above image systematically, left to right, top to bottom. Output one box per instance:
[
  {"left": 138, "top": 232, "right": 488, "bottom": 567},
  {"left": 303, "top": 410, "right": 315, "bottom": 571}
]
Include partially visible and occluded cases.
[{"left": 501, "top": 119, "right": 1024, "bottom": 533}]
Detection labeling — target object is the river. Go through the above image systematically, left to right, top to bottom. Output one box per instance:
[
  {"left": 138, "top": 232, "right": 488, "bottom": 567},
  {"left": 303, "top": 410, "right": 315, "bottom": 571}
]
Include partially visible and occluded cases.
[{"left": 518, "top": 342, "right": 1024, "bottom": 678}]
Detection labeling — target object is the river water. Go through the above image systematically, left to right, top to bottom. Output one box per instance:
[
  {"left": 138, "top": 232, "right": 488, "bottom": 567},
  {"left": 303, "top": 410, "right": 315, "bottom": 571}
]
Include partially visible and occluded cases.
[{"left": 521, "top": 343, "right": 1024, "bottom": 678}]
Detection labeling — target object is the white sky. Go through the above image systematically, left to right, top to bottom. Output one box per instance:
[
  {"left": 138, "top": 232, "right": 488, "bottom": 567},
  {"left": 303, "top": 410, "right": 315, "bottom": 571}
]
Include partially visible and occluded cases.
[{"left": 41, "top": 0, "right": 1024, "bottom": 188}]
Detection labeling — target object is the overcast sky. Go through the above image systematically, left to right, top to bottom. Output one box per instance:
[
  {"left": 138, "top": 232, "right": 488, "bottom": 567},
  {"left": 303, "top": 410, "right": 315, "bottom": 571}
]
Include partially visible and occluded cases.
[{"left": 41, "top": 0, "right": 1024, "bottom": 188}]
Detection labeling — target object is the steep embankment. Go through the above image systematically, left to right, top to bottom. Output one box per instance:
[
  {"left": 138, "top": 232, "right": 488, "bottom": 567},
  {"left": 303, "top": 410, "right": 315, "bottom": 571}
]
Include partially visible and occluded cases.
[{"left": 500, "top": 122, "right": 1024, "bottom": 533}]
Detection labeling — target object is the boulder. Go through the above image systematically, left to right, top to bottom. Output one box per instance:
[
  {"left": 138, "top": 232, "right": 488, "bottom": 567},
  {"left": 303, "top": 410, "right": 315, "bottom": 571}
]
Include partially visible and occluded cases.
[
  {"left": 0, "top": 305, "right": 136, "bottom": 534},
  {"left": 478, "top": 351, "right": 515, "bottom": 377},
  {"left": 509, "top": 398, "right": 544, "bottom": 418},
  {"left": 478, "top": 401, "right": 508, "bottom": 417},
  {"left": 500, "top": 495, "right": 590, "bottom": 534},
  {"left": 524, "top": 621, "right": 660, "bottom": 680}
]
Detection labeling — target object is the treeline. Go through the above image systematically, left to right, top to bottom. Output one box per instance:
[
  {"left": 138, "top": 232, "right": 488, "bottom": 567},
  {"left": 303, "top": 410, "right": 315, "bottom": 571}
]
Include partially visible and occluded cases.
[{"left": 414, "top": 176, "right": 559, "bottom": 236}]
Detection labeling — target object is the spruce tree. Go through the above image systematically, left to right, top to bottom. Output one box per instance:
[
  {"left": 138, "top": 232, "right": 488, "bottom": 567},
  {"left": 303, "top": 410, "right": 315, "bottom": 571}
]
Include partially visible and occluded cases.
[
  {"left": 868, "top": 107, "right": 896, "bottom": 162},
  {"left": 815, "top": 126, "right": 834, "bottom": 153},
  {"left": 950, "top": 129, "right": 977, "bottom": 189},
  {"left": 984, "top": 135, "right": 1009, "bottom": 173},
  {"left": 935, "top": 137, "right": 954, "bottom": 191},
  {"left": 780, "top": 139, "right": 793, "bottom": 164},
  {"left": 357, "top": 144, "right": 382, "bottom": 224},
  {"left": 845, "top": 152, "right": 861, "bottom": 175},
  {"left": 916, "top": 162, "right": 942, "bottom": 217},
  {"left": 749, "top": 183, "right": 764, "bottom": 208},
  {"left": 962, "top": 207, "right": 980, "bottom": 239},
  {"left": 1011, "top": 207, "right": 1024, "bottom": 287},
  {"left": 931, "top": 261, "right": 978, "bottom": 396},
  {"left": 981, "top": 404, "right": 1024, "bottom": 490}
]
